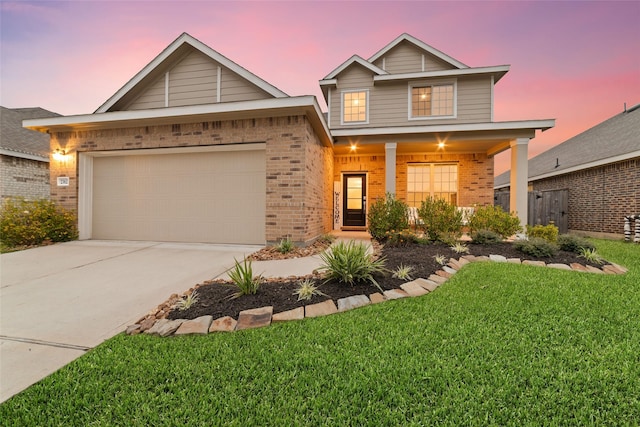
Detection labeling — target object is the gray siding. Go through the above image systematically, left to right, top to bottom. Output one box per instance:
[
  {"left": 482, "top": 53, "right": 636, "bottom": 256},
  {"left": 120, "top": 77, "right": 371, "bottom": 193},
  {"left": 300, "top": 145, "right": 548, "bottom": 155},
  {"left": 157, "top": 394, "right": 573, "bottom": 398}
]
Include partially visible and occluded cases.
[
  {"left": 372, "top": 41, "right": 454, "bottom": 73},
  {"left": 168, "top": 50, "right": 217, "bottom": 107},
  {"left": 220, "top": 67, "right": 271, "bottom": 103},
  {"left": 330, "top": 73, "right": 492, "bottom": 129}
]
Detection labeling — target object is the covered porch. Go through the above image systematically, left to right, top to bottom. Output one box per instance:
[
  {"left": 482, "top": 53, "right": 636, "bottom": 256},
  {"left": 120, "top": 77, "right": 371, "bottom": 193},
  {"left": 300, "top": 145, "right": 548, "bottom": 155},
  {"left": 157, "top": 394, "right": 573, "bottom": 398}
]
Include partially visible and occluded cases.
[{"left": 330, "top": 120, "right": 554, "bottom": 230}]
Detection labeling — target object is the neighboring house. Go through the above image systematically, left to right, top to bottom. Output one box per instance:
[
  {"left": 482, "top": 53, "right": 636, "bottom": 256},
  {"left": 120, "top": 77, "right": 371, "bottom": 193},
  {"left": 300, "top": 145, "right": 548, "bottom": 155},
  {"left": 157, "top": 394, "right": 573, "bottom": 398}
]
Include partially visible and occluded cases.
[
  {"left": 24, "top": 33, "right": 553, "bottom": 245},
  {"left": 494, "top": 104, "right": 640, "bottom": 237},
  {"left": 1, "top": 106, "right": 60, "bottom": 201}
]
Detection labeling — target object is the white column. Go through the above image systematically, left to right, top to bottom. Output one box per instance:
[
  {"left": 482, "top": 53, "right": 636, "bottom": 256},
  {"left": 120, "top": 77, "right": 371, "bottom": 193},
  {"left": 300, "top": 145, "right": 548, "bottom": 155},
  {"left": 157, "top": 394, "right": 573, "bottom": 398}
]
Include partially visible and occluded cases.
[
  {"left": 510, "top": 138, "right": 529, "bottom": 228},
  {"left": 385, "top": 142, "right": 397, "bottom": 195}
]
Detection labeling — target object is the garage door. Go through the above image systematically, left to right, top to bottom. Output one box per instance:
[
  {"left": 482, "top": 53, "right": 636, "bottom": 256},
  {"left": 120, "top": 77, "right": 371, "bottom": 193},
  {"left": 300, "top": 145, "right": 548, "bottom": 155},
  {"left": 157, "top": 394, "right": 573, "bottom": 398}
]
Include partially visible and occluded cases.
[{"left": 91, "top": 147, "right": 266, "bottom": 244}]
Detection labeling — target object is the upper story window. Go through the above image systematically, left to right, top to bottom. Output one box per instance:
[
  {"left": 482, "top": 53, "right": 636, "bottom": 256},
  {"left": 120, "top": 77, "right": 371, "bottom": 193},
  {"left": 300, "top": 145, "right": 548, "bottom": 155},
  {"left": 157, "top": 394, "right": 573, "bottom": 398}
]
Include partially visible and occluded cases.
[
  {"left": 409, "top": 82, "right": 455, "bottom": 119},
  {"left": 342, "top": 90, "right": 368, "bottom": 124}
]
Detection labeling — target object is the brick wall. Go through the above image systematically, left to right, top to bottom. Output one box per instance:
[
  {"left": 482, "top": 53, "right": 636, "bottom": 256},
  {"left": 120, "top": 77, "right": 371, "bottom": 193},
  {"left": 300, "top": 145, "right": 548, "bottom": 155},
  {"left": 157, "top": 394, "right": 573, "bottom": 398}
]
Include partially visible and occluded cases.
[
  {"left": 49, "top": 115, "right": 332, "bottom": 245},
  {"left": 1, "top": 154, "right": 50, "bottom": 201},
  {"left": 532, "top": 158, "right": 639, "bottom": 234}
]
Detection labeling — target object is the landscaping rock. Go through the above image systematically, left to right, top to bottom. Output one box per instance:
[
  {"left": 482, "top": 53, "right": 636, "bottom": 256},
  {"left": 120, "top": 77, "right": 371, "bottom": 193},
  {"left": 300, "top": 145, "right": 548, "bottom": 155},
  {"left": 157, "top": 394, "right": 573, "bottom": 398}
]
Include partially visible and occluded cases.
[
  {"left": 489, "top": 254, "right": 507, "bottom": 262},
  {"left": 461, "top": 255, "right": 476, "bottom": 263},
  {"left": 457, "top": 257, "right": 470, "bottom": 266},
  {"left": 447, "top": 258, "right": 462, "bottom": 270},
  {"left": 507, "top": 258, "right": 522, "bottom": 264},
  {"left": 523, "top": 260, "right": 546, "bottom": 267},
  {"left": 548, "top": 263, "right": 572, "bottom": 271},
  {"left": 570, "top": 263, "right": 589, "bottom": 272},
  {"left": 611, "top": 263, "right": 628, "bottom": 274},
  {"left": 602, "top": 264, "right": 625, "bottom": 275},
  {"left": 586, "top": 265, "right": 605, "bottom": 274},
  {"left": 442, "top": 266, "right": 457, "bottom": 275},
  {"left": 436, "top": 270, "right": 452, "bottom": 279},
  {"left": 428, "top": 274, "right": 447, "bottom": 284},
  {"left": 414, "top": 278, "right": 438, "bottom": 292},
  {"left": 400, "top": 281, "right": 429, "bottom": 297},
  {"left": 383, "top": 289, "right": 409, "bottom": 300},
  {"left": 369, "top": 292, "right": 385, "bottom": 304},
  {"left": 337, "top": 295, "right": 370, "bottom": 312},
  {"left": 305, "top": 299, "right": 338, "bottom": 318},
  {"left": 236, "top": 306, "right": 273, "bottom": 330},
  {"left": 272, "top": 307, "right": 304, "bottom": 322},
  {"left": 175, "top": 316, "right": 213, "bottom": 335},
  {"left": 209, "top": 316, "right": 237, "bottom": 332},
  {"left": 139, "top": 317, "right": 156, "bottom": 332},
  {"left": 146, "top": 319, "right": 186, "bottom": 337},
  {"left": 125, "top": 324, "right": 141, "bottom": 335}
]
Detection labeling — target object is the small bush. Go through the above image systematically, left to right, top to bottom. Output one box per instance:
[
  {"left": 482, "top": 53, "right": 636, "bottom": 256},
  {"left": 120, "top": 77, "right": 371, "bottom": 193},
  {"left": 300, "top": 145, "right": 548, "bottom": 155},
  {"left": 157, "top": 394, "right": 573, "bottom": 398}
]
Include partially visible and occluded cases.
[
  {"left": 367, "top": 193, "right": 409, "bottom": 241},
  {"left": 416, "top": 197, "right": 463, "bottom": 243},
  {"left": 0, "top": 198, "right": 78, "bottom": 247},
  {"left": 468, "top": 205, "right": 522, "bottom": 239},
  {"left": 526, "top": 224, "right": 559, "bottom": 243},
  {"left": 384, "top": 229, "right": 419, "bottom": 247},
  {"left": 471, "top": 229, "right": 503, "bottom": 245},
  {"left": 557, "top": 234, "right": 596, "bottom": 253},
  {"left": 276, "top": 237, "right": 294, "bottom": 254},
  {"left": 513, "top": 237, "right": 558, "bottom": 258},
  {"left": 318, "top": 241, "right": 387, "bottom": 291},
  {"left": 450, "top": 242, "right": 469, "bottom": 254},
  {"left": 579, "top": 248, "right": 605, "bottom": 265},
  {"left": 433, "top": 254, "right": 448, "bottom": 265},
  {"left": 227, "top": 258, "right": 262, "bottom": 299},
  {"left": 392, "top": 264, "right": 414, "bottom": 281},
  {"left": 293, "top": 279, "right": 327, "bottom": 301},
  {"left": 175, "top": 290, "right": 199, "bottom": 311}
]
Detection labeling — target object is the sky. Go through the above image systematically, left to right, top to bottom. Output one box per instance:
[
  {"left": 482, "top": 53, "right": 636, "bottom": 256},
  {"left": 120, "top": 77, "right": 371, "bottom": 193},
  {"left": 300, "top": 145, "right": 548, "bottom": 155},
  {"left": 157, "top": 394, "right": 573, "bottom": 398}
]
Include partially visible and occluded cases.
[{"left": 1, "top": 0, "right": 639, "bottom": 175}]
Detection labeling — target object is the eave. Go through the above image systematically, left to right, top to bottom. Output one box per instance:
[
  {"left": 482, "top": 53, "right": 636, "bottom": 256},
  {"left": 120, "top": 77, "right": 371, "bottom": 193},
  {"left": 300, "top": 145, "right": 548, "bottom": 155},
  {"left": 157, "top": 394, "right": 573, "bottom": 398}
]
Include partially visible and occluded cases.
[
  {"left": 373, "top": 65, "right": 510, "bottom": 84},
  {"left": 24, "top": 96, "right": 333, "bottom": 147}
]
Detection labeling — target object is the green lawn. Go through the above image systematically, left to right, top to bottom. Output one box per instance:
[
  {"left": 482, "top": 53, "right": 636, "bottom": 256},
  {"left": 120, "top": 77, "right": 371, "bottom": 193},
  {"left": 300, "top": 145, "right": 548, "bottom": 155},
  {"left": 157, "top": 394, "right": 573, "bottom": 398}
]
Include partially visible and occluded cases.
[{"left": 2, "top": 239, "right": 639, "bottom": 426}]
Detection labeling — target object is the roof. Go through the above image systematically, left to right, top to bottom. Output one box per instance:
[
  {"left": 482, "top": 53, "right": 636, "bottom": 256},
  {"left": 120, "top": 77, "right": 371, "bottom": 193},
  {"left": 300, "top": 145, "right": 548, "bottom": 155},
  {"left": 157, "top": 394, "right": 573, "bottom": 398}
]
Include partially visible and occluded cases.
[
  {"left": 95, "top": 32, "right": 288, "bottom": 113},
  {"left": 368, "top": 33, "right": 469, "bottom": 69},
  {"left": 494, "top": 104, "right": 640, "bottom": 188},
  {"left": 0, "top": 106, "right": 60, "bottom": 161}
]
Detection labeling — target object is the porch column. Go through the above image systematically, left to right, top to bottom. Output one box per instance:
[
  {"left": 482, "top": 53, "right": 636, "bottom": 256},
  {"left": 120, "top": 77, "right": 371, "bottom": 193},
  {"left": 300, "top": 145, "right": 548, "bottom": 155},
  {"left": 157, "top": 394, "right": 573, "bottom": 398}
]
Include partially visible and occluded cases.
[
  {"left": 510, "top": 138, "right": 529, "bottom": 228},
  {"left": 385, "top": 142, "right": 397, "bottom": 195}
]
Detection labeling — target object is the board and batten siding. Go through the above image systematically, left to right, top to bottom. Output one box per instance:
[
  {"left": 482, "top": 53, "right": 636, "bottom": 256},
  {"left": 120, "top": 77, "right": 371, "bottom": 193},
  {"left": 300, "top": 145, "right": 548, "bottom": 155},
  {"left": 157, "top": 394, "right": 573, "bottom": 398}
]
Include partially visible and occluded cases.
[
  {"left": 371, "top": 41, "right": 453, "bottom": 74},
  {"left": 126, "top": 49, "right": 271, "bottom": 110},
  {"left": 330, "top": 70, "right": 492, "bottom": 128}
]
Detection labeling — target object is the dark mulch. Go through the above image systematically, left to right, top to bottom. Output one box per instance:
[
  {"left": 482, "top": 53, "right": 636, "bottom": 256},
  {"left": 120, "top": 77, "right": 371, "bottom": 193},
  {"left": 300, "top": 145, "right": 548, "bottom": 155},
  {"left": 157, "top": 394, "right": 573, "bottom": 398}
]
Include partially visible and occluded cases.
[{"left": 167, "top": 241, "right": 610, "bottom": 321}]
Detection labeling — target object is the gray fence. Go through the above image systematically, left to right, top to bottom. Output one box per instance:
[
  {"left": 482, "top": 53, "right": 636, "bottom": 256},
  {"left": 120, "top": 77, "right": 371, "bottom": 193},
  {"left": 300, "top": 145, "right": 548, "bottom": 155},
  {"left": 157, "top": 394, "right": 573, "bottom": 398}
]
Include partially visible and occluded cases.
[{"left": 494, "top": 189, "right": 568, "bottom": 233}]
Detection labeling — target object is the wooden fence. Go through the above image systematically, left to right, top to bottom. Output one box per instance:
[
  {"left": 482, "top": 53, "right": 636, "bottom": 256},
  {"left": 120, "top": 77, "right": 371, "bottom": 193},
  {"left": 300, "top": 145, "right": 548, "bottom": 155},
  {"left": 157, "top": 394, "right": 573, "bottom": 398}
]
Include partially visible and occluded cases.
[{"left": 494, "top": 189, "right": 568, "bottom": 233}]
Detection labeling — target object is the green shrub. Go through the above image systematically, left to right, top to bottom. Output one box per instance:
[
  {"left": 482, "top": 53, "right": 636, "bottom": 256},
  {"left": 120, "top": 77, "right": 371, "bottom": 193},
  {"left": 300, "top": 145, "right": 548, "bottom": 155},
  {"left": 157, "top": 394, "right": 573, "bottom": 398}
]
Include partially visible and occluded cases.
[
  {"left": 367, "top": 193, "right": 409, "bottom": 241},
  {"left": 416, "top": 197, "right": 463, "bottom": 243},
  {"left": 0, "top": 198, "right": 78, "bottom": 248},
  {"left": 468, "top": 205, "right": 522, "bottom": 239},
  {"left": 526, "top": 224, "right": 559, "bottom": 243},
  {"left": 384, "top": 229, "right": 419, "bottom": 247},
  {"left": 470, "top": 229, "right": 503, "bottom": 245},
  {"left": 557, "top": 234, "right": 596, "bottom": 253},
  {"left": 276, "top": 237, "right": 294, "bottom": 254},
  {"left": 513, "top": 237, "right": 558, "bottom": 258},
  {"left": 318, "top": 241, "right": 387, "bottom": 291},
  {"left": 579, "top": 248, "right": 605, "bottom": 265},
  {"left": 227, "top": 258, "right": 262, "bottom": 299},
  {"left": 391, "top": 264, "right": 414, "bottom": 281},
  {"left": 293, "top": 279, "right": 327, "bottom": 301},
  {"left": 175, "top": 290, "right": 199, "bottom": 311}
]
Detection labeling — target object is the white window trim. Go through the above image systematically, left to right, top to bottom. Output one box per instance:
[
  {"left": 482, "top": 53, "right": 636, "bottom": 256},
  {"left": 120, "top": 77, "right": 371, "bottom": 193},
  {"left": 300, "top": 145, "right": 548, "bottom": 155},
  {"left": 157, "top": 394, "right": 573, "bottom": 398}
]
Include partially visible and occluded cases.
[
  {"left": 407, "top": 79, "right": 457, "bottom": 121},
  {"left": 340, "top": 89, "right": 369, "bottom": 125},
  {"left": 406, "top": 163, "right": 459, "bottom": 207}
]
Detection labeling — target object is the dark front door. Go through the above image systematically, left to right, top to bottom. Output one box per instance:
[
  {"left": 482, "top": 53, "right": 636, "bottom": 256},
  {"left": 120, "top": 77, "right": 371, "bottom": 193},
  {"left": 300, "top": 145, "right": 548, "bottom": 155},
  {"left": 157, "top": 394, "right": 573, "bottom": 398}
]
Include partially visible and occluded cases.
[{"left": 343, "top": 174, "right": 366, "bottom": 227}]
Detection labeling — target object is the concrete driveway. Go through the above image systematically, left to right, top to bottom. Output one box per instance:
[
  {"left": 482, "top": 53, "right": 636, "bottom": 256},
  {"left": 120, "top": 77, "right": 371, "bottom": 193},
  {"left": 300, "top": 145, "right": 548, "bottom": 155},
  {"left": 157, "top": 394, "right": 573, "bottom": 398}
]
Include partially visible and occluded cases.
[{"left": 0, "top": 240, "right": 259, "bottom": 403}]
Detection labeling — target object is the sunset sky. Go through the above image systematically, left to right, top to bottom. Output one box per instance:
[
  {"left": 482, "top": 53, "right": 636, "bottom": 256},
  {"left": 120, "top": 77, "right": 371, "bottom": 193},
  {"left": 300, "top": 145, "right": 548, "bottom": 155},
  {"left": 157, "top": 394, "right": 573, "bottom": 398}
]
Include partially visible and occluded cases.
[{"left": 1, "top": 0, "right": 638, "bottom": 174}]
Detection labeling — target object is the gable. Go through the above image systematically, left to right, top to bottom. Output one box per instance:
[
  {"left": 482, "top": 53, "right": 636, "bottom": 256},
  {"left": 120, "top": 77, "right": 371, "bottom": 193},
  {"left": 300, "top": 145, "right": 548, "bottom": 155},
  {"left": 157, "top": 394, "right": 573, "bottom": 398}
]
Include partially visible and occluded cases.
[
  {"left": 97, "top": 33, "right": 287, "bottom": 113},
  {"left": 371, "top": 40, "right": 454, "bottom": 74}
]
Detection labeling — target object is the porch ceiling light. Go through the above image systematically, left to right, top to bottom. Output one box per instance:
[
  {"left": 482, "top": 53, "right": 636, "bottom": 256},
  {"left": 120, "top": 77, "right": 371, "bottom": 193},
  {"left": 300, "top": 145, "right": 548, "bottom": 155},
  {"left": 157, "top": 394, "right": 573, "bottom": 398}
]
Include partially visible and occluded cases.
[
  {"left": 437, "top": 141, "right": 445, "bottom": 149},
  {"left": 349, "top": 144, "right": 357, "bottom": 152},
  {"left": 52, "top": 148, "right": 66, "bottom": 161}
]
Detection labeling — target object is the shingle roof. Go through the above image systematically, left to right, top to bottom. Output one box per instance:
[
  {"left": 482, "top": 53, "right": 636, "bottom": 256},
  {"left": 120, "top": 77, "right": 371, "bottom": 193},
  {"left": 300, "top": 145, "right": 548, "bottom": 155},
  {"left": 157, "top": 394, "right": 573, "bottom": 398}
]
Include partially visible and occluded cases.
[
  {"left": 495, "top": 104, "right": 640, "bottom": 187},
  {"left": 1, "top": 106, "right": 60, "bottom": 159}
]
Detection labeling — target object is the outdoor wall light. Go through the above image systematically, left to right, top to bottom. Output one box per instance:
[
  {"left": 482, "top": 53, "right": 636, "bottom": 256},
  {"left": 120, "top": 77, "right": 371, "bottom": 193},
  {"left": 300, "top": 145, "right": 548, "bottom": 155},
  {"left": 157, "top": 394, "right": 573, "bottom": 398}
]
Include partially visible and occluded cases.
[{"left": 52, "top": 148, "right": 66, "bottom": 161}]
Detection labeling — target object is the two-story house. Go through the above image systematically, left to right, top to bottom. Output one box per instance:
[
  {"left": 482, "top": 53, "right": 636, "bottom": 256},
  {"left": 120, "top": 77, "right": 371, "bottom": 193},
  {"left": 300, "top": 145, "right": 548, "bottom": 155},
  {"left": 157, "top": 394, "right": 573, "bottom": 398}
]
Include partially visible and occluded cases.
[{"left": 24, "top": 33, "right": 553, "bottom": 246}]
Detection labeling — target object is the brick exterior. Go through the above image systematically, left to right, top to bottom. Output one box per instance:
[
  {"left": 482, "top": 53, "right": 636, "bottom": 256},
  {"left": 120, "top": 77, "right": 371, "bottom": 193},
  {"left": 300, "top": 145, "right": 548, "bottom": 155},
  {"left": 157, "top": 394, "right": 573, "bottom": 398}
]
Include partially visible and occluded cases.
[
  {"left": 49, "top": 115, "right": 333, "bottom": 245},
  {"left": 333, "top": 152, "right": 494, "bottom": 216},
  {"left": 1, "top": 154, "right": 50, "bottom": 201},
  {"left": 531, "top": 158, "right": 639, "bottom": 235}
]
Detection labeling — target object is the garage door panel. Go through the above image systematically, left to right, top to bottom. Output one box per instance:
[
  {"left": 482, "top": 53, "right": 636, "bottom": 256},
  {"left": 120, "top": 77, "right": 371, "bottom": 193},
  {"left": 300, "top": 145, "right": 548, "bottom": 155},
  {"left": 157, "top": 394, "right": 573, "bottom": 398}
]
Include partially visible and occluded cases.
[{"left": 92, "top": 149, "right": 266, "bottom": 244}]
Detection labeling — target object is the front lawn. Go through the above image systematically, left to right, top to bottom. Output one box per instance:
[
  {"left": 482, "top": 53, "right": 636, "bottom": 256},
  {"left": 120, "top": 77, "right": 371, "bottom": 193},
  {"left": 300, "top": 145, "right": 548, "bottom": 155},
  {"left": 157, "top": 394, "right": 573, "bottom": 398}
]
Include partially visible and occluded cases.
[{"left": 2, "top": 239, "right": 639, "bottom": 425}]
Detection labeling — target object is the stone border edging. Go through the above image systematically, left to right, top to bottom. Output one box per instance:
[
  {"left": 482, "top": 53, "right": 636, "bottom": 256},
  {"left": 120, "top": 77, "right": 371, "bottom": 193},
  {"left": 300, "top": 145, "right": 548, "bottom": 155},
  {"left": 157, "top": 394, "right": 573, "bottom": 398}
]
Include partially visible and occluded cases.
[{"left": 125, "top": 256, "right": 628, "bottom": 337}]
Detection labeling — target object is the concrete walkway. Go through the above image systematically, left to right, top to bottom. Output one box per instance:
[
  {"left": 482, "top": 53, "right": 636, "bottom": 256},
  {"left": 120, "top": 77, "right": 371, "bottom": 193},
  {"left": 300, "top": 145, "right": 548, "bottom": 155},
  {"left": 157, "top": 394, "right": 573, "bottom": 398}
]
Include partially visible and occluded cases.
[{"left": 0, "top": 240, "right": 259, "bottom": 403}]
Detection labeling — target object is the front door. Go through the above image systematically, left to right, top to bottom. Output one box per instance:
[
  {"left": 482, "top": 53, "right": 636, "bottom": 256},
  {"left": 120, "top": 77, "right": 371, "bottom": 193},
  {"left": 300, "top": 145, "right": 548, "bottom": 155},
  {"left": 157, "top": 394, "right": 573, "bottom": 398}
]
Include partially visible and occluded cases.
[{"left": 343, "top": 174, "right": 366, "bottom": 227}]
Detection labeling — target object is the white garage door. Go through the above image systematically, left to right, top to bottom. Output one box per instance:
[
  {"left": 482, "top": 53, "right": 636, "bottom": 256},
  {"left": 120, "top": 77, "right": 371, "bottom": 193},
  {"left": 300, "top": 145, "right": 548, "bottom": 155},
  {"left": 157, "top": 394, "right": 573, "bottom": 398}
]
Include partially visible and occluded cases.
[{"left": 91, "top": 147, "right": 266, "bottom": 244}]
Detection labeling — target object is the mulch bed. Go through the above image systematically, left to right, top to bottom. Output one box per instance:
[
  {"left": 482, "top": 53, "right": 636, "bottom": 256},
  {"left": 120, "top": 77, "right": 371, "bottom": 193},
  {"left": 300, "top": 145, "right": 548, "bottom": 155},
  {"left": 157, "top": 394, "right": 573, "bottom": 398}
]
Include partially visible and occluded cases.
[{"left": 166, "top": 241, "right": 610, "bottom": 321}]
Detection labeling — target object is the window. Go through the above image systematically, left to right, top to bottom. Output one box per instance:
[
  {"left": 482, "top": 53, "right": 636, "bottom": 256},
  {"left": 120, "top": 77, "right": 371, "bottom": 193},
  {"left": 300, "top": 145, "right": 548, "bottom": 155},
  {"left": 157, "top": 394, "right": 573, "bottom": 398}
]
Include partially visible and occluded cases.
[
  {"left": 410, "top": 83, "right": 454, "bottom": 118},
  {"left": 342, "top": 90, "right": 368, "bottom": 123},
  {"left": 407, "top": 164, "right": 458, "bottom": 207}
]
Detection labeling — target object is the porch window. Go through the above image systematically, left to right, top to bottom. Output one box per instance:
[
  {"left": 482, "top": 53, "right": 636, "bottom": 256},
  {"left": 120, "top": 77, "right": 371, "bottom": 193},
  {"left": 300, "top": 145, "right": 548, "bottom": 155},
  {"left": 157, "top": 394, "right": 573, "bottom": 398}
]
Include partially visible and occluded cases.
[
  {"left": 410, "top": 83, "right": 454, "bottom": 118},
  {"left": 342, "top": 90, "right": 368, "bottom": 124},
  {"left": 407, "top": 163, "right": 458, "bottom": 207}
]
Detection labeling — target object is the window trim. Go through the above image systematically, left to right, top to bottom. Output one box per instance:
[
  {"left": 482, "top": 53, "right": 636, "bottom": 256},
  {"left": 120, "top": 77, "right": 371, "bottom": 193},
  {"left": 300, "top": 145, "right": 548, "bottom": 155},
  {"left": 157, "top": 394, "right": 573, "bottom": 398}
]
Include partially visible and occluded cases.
[
  {"left": 407, "top": 80, "right": 457, "bottom": 121},
  {"left": 340, "top": 89, "right": 369, "bottom": 125},
  {"left": 406, "top": 162, "right": 459, "bottom": 208}
]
